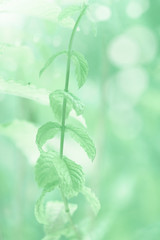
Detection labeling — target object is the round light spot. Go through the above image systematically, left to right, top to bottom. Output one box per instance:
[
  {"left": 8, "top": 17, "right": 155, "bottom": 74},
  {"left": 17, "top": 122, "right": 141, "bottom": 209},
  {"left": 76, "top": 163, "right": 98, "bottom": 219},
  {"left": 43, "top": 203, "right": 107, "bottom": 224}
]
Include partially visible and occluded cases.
[
  {"left": 127, "top": 0, "right": 150, "bottom": 18},
  {"left": 126, "top": 2, "right": 144, "bottom": 18},
  {"left": 95, "top": 5, "right": 111, "bottom": 21},
  {"left": 127, "top": 26, "right": 157, "bottom": 63},
  {"left": 108, "top": 35, "right": 140, "bottom": 67},
  {"left": 111, "top": 177, "right": 135, "bottom": 207}
]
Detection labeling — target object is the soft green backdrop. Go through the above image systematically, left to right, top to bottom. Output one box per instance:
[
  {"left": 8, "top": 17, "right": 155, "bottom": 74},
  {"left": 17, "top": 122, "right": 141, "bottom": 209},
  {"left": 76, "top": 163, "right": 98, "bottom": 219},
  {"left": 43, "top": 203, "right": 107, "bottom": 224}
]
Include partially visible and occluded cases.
[{"left": 0, "top": 0, "right": 160, "bottom": 239}]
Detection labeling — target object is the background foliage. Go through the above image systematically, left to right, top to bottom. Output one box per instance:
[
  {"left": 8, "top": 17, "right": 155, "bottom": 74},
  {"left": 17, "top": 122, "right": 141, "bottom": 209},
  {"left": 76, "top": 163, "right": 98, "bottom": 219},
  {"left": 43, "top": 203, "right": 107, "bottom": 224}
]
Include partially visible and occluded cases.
[{"left": 0, "top": 0, "right": 160, "bottom": 239}]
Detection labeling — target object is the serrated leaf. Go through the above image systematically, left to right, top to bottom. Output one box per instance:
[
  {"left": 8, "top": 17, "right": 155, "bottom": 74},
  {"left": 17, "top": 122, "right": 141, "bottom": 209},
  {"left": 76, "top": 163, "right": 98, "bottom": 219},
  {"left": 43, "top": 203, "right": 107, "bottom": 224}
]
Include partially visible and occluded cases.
[
  {"left": 58, "top": 5, "right": 82, "bottom": 21},
  {"left": 39, "top": 51, "right": 67, "bottom": 77},
  {"left": 72, "top": 51, "right": 89, "bottom": 88},
  {"left": 0, "top": 78, "right": 50, "bottom": 105},
  {"left": 49, "top": 90, "right": 84, "bottom": 121},
  {"left": 49, "top": 91, "right": 72, "bottom": 121},
  {"left": 67, "top": 92, "right": 84, "bottom": 115},
  {"left": 36, "top": 122, "right": 61, "bottom": 150},
  {"left": 66, "top": 124, "right": 96, "bottom": 161},
  {"left": 35, "top": 151, "right": 59, "bottom": 188},
  {"left": 35, "top": 151, "right": 84, "bottom": 198},
  {"left": 51, "top": 151, "right": 84, "bottom": 198},
  {"left": 61, "top": 156, "right": 85, "bottom": 198},
  {"left": 81, "top": 186, "right": 100, "bottom": 215}
]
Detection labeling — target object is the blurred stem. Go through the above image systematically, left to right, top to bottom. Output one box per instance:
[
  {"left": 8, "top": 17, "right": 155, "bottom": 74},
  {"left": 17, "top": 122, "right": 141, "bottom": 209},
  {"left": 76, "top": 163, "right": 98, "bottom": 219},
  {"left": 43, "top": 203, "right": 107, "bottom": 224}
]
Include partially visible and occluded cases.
[{"left": 59, "top": 5, "right": 88, "bottom": 240}]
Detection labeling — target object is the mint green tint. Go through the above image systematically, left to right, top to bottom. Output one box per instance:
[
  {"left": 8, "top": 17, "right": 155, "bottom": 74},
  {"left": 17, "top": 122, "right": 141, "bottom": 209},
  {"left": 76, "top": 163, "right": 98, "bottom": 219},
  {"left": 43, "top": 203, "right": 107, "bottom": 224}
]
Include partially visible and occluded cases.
[{"left": 0, "top": 0, "right": 159, "bottom": 239}]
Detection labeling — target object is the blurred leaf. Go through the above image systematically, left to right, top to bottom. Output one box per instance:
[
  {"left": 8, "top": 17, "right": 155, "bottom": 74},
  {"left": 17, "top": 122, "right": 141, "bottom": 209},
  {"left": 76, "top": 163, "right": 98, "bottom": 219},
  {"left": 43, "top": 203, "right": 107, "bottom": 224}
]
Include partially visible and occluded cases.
[
  {"left": 0, "top": 0, "right": 61, "bottom": 21},
  {"left": 58, "top": 5, "right": 83, "bottom": 28},
  {"left": 39, "top": 51, "right": 67, "bottom": 78},
  {"left": 72, "top": 51, "right": 89, "bottom": 88},
  {"left": 0, "top": 78, "right": 50, "bottom": 105},
  {"left": 49, "top": 90, "right": 84, "bottom": 121},
  {"left": 49, "top": 91, "right": 73, "bottom": 121},
  {"left": 66, "top": 92, "right": 84, "bottom": 115},
  {"left": 0, "top": 120, "right": 38, "bottom": 163},
  {"left": 36, "top": 122, "right": 61, "bottom": 151},
  {"left": 66, "top": 123, "right": 96, "bottom": 161},
  {"left": 35, "top": 151, "right": 59, "bottom": 188},
  {"left": 35, "top": 151, "right": 84, "bottom": 199},
  {"left": 61, "top": 155, "right": 85, "bottom": 198},
  {"left": 35, "top": 185, "right": 62, "bottom": 225},
  {"left": 81, "top": 186, "right": 100, "bottom": 215},
  {"left": 44, "top": 201, "right": 77, "bottom": 238}
]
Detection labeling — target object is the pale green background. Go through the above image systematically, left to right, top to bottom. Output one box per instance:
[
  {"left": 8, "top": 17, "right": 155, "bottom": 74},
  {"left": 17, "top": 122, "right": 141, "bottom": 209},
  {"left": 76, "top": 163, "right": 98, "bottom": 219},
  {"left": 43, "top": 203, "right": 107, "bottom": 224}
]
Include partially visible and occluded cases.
[{"left": 0, "top": 0, "right": 160, "bottom": 239}]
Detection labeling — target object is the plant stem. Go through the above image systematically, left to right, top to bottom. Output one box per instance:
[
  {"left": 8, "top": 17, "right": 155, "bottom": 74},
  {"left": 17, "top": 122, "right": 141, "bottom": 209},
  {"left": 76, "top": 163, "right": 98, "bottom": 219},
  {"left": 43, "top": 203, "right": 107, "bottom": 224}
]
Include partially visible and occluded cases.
[
  {"left": 59, "top": 4, "right": 88, "bottom": 240},
  {"left": 60, "top": 4, "right": 87, "bottom": 158}
]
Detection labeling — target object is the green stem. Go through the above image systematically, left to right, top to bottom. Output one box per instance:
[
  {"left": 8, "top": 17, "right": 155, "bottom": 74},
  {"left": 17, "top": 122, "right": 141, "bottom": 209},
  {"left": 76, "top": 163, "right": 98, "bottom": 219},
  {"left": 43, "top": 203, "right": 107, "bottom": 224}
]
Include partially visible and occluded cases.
[
  {"left": 59, "top": 4, "right": 88, "bottom": 240},
  {"left": 60, "top": 4, "right": 88, "bottom": 158}
]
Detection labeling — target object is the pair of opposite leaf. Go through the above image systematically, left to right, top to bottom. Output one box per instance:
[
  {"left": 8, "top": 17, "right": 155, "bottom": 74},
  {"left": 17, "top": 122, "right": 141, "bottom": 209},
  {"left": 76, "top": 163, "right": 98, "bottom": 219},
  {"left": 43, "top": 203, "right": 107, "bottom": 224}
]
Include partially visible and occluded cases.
[{"left": 39, "top": 50, "right": 88, "bottom": 89}]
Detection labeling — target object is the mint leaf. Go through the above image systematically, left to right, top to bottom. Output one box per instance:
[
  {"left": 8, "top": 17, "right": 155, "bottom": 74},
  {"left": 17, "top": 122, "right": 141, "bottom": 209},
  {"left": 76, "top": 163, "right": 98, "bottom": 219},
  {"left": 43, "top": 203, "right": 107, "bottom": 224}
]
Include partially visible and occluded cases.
[
  {"left": 39, "top": 51, "right": 67, "bottom": 77},
  {"left": 72, "top": 51, "right": 89, "bottom": 88},
  {"left": 49, "top": 90, "right": 84, "bottom": 121},
  {"left": 49, "top": 91, "right": 72, "bottom": 121},
  {"left": 68, "top": 92, "right": 84, "bottom": 115},
  {"left": 36, "top": 122, "right": 61, "bottom": 150},
  {"left": 66, "top": 124, "right": 96, "bottom": 161},
  {"left": 35, "top": 151, "right": 59, "bottom": 188},
  {"left": 35, "top": 151, "right": 85, "bottom": 198},
  {"left": 52, "top": 153, "right": 84, "bottom": 198},
  {"left": 61, "top": 156, "right": 85, "bottom": 198},
  {"left": 81, "top": 186, "right": 101, "bottom": 215}
]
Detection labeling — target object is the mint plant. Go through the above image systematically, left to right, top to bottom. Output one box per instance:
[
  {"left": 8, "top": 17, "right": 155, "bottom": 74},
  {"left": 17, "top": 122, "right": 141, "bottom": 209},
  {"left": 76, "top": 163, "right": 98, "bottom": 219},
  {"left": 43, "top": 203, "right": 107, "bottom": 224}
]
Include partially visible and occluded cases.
[{"left": 34, "top": 4, "right": 100, "bottom": 240}]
